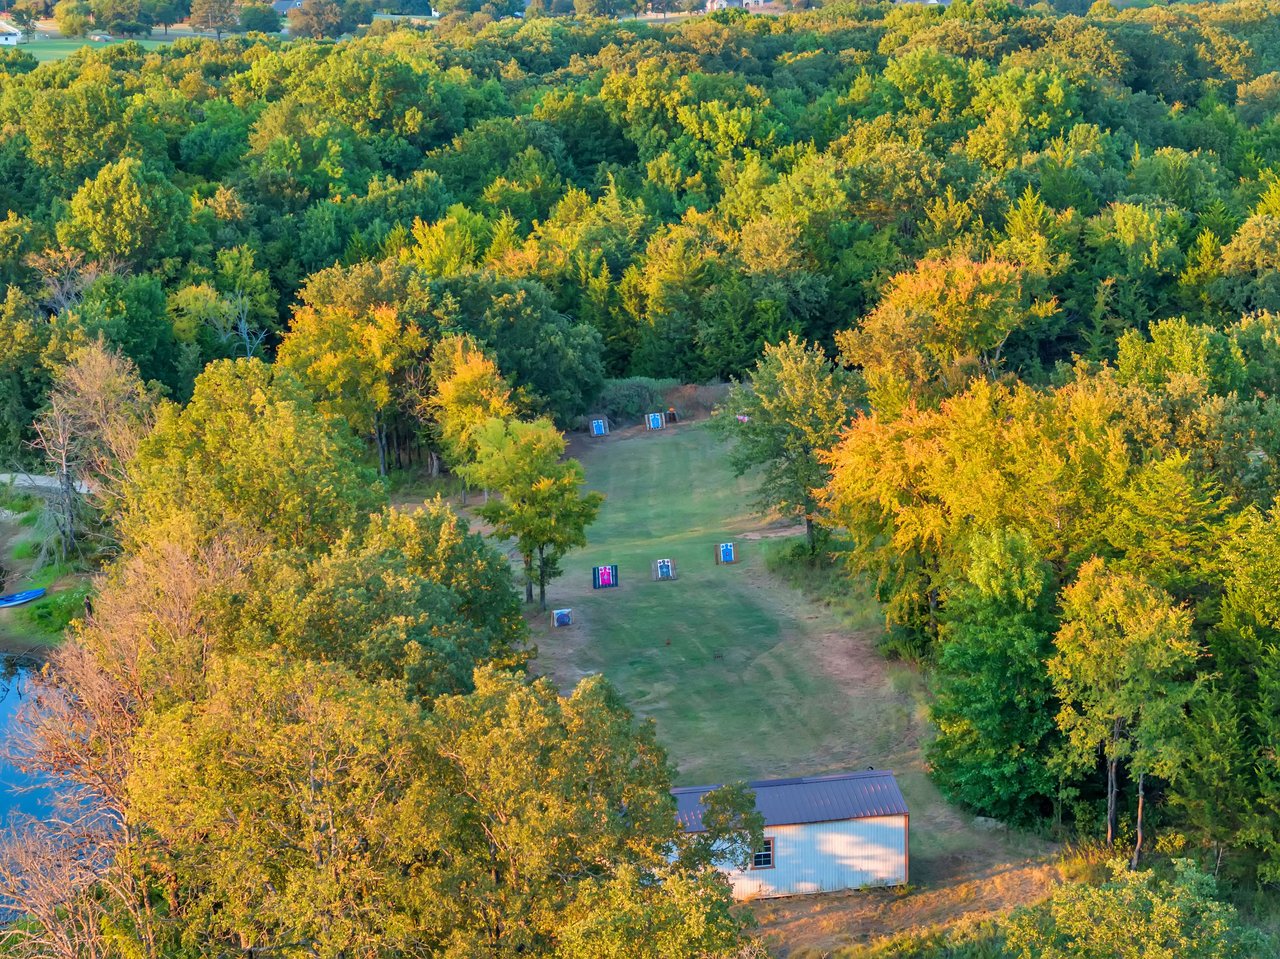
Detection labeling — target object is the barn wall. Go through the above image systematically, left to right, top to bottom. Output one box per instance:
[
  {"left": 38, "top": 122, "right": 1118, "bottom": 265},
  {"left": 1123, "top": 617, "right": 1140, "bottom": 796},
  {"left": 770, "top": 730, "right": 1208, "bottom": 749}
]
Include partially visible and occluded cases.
[{"left": 725, "top": 815, "right": 908, "bottom": 899}]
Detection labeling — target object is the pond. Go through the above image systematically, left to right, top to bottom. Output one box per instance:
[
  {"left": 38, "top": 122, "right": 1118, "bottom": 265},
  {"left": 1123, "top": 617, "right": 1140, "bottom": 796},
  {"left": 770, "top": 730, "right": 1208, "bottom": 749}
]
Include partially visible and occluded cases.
[{"left": 0, "top": 659, "right": 49, "bottom": 822}]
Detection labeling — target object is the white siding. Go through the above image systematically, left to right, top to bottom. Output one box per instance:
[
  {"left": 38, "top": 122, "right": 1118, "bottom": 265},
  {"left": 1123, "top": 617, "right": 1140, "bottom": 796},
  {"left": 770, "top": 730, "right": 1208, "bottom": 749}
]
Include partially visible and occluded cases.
[
  {"left": 0, "top": 33, "right": 18, "bottom": 45},
  {"left": 723, "top": 815, "right": 907, "bottom": 899}
]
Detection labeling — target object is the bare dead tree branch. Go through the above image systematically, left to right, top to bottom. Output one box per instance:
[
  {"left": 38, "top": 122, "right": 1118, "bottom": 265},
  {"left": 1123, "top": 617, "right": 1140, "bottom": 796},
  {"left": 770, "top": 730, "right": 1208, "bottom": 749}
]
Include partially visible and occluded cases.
[{"left": 24, "top": 249, "right": 103, "bottom": 316}]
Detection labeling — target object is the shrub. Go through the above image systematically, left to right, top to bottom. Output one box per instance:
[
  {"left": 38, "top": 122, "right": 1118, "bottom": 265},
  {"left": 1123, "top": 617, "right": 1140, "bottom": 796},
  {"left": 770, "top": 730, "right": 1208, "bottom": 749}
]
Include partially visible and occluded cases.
[
  {"left": 107, "top": 19, "right": 150, "bottom": 35},
  {"left": 595, "top": 377, "right": 679, "bottom": 424},
  {"left": 23, "top": 583, "right": 91, "bottom": 636},
  {"left": 1005, "top": 860, "right": 1272, "bottom": 959}
]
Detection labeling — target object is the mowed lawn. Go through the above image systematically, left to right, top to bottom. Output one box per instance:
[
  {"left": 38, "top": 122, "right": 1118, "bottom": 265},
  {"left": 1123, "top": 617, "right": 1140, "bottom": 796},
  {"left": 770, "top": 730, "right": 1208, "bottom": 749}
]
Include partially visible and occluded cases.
[
  {"left": 15, "top": 35, "right": 183, "bottom": 63},
  {"left": 532, "top": 422, "right": 919, "bottom": 787}
]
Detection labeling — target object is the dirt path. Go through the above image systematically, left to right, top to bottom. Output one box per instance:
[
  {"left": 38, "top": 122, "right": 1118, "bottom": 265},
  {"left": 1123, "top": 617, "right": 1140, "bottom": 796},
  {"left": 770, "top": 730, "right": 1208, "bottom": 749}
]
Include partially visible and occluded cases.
[
  {"left": 0, "top": 473, "right": 90, "bottom": 494},
  {"left": 752, "top": 861, "right": 1060, "bottom": 955}
]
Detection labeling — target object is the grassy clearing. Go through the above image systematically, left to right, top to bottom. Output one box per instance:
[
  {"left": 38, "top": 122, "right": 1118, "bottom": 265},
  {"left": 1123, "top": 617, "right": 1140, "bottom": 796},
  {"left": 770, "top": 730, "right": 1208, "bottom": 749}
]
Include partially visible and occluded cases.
[
  {"left": 10, "top": 22, "right": 202, "bottom": 64},
  {"left": 19, "top": 36, "right": 175, "bottom": 62},
  {"left": 528, "top": 422, "right": 1056, "bottom": 952},
  {"left": 532, "top": 422, "right": 903, "bottom": 786},
  {"left": 0, "top": 486, "right": 39, "bottom": 515},
  {"left": 1, "top": 496, "right": 42, "bottom": 576},
  {"left": 8, "top": 519, "right": 95, "bottom": 639},
  {"left": 765, "top": 542, "right": 932, "bottom": 663},
  {"left": 20, "top": 580, "right": 91, "bottom": 637},
  {"left": 755, "top": 864, "right": 1051, "bottom": 958},
  {"left": 788, "top": 913, "right": 1008, "bottom": 959}
]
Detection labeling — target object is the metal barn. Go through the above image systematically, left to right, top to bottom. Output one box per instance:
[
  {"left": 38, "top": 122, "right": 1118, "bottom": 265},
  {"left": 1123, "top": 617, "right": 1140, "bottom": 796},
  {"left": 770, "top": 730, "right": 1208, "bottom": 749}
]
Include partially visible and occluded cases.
[{"left": 674, "top": 770, "right": 909, "bottom": 899}]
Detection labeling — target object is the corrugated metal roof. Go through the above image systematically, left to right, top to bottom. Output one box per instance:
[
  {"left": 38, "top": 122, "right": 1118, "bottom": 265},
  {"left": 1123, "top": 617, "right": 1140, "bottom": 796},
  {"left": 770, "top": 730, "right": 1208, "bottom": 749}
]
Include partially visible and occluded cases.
[{"left": 673, "top": 770, "right": 908, "bottom": 832}]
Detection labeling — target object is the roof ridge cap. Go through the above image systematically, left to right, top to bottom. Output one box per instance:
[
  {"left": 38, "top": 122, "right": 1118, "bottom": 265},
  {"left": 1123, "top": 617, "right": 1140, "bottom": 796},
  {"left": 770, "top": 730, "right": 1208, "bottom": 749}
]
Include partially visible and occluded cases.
[{"left": 748, "top": 769, "right": 896, "bottom": 788}]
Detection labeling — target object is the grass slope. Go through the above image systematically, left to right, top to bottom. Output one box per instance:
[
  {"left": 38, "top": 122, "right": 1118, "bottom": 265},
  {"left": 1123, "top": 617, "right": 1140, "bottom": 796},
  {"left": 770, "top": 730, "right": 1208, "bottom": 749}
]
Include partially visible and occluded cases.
[{"left": 528, "top": 421, "right": 1056, "bottom": 953}]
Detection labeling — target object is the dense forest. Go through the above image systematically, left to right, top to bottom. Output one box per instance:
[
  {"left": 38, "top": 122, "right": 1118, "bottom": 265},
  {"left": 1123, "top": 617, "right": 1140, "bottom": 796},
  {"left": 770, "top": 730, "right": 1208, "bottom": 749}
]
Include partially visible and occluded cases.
[
  {"left": 4, "top": 0, "right": 1280, "bottom": 955},
  {"left": 7, "top": 0, "right": 1280, "bottom": 448}
]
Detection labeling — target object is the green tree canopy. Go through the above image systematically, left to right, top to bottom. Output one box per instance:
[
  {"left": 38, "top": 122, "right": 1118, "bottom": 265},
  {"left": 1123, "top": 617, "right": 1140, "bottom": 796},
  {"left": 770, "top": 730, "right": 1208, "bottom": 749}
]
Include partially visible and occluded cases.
[
  {"left": 53, "top": 0, "right": 91, "bottom": 36},
  {"left": 189, "top": 0, "right": 236, "bottom": 36},
  {"left": 238, "top": 3, "right": 282, "bottom": 31},
  {"left": 57, "top": 158, "right": 188, "bottom": 270},
  {"left": 837, "top": 256, "right": 1049, "bottom": 414},
  {"left": 278, "top": 295, "right": 427, "bottom": 475},
  {"left": 426, "top": 332, "right": 519, "bottom": 471},
  {"left": 713, "top": 333, "right": 861, "bottom": 550},
  {"left": 122, "top": 358, "right": 382, "bottom": 554},
  {"left": 463, "top": 416, "right": 603, "bottom": 609},
  {"left": 268, "top": 501, "right": 528, "bottom": 700},
  {"left": 929, "top": 530, "right": 1059, "bottom": 825},
  {"left": 1049, "top": 559, "right": 1200, "bottom": 858},
  {"left": 128, "top": 653, "right": 431, "bottom": 958}
]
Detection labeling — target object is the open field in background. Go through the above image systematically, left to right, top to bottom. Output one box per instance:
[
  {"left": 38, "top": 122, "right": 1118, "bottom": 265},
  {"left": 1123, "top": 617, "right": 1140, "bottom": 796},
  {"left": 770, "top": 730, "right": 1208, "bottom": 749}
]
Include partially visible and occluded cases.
[
  {"left": 2, "top": 8, "right": 782, "bottom": 65},
  {"left": 5, "top": 22, "right": 211, "bottom": 63},
  {"left": 19, "top": 36, "right": 173, "bottom": 61},
  {"left": 523, "top": 421, "right": 1058, "bottom": 954}
]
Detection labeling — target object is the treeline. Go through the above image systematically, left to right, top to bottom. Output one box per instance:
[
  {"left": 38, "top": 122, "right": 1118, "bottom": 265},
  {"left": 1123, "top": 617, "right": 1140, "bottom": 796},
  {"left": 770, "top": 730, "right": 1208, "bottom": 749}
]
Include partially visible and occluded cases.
[
  {"left": 8, "top": 0, "right": 1280, "bottom": 462},
  {"left": 716, "top": 183, "right": 1280, "bottom": 909},
  {"left": 718, "top": 268, "right": 1280, "bottom": 890},
  {"left": 819, "top": 322, "right": 1280, "bottom": 869}
]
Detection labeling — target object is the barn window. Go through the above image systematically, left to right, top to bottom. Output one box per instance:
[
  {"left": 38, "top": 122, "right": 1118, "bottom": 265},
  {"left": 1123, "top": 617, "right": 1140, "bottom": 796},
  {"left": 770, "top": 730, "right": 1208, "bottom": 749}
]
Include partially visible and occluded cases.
[{"left": 751, "top": 838, "right": 775, "bottom": 869}]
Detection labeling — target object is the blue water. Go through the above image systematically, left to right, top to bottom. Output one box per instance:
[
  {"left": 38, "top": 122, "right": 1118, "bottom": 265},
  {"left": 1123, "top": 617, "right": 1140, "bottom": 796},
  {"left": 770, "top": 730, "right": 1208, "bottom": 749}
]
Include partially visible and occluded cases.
[{"left": 0, "top": 660, "right": 47, "bottom": 821}]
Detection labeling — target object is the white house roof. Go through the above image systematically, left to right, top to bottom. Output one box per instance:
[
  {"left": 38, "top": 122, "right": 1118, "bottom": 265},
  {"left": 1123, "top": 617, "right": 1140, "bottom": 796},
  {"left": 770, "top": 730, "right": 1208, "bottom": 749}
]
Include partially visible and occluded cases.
[
  {"left": 0, "top": 20, "right": 21, "bottom": 34},
  {"left": 673, "top": 770, "right": 908, "bottom": 833}
]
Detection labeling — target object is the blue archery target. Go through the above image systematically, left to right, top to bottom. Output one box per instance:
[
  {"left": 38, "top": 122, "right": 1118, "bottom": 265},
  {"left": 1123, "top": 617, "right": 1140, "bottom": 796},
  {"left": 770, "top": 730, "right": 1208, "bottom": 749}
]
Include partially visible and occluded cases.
[{"left": 553, "top": 609, "right": 573, "bottom": 627}]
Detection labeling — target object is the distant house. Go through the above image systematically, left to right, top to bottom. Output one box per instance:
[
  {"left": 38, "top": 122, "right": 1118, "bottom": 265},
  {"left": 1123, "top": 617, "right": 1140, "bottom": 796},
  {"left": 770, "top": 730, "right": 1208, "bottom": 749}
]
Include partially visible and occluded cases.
[
  {"left": 271, "top": 0, "right": 302, "bottom": 15},
  {"left": 705, "top": 0, "right": 742, "bottom": 9},
  {"left": 0, "top": 22, "right": 21, "bottom": 45},
  {"left": 674, "top": 770, "right": 909, "bottom": 899}
]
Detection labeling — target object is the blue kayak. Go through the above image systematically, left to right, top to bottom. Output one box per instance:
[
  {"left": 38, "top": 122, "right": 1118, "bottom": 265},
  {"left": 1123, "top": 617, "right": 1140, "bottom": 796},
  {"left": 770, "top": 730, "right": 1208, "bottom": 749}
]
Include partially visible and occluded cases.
[{"left": 0, "top": 589, "right": 45, "bottom": 609}]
